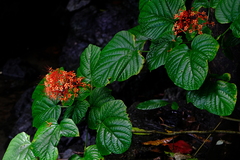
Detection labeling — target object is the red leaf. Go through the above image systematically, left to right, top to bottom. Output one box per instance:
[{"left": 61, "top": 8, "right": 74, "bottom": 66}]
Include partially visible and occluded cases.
[{"left": 166, "top": 140, "right": 192, "bottom": 154}]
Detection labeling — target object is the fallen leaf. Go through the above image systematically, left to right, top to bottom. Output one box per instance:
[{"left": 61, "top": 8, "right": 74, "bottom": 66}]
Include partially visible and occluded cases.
[
  {"left": 142, "top": 136, "right": 177, "bottom": 146},
  {"left": 165, "top": 140, "right": 192, "bottom": 154}
]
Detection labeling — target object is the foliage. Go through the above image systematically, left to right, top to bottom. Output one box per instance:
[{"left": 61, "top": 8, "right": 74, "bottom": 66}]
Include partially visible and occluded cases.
[{"left": 3, "top": 0, "right": 240, "bottom": 159}]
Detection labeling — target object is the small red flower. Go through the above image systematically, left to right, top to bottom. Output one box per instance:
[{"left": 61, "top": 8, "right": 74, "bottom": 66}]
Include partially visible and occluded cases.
[
  {"left": 173, "top": 9, "right": 214, "bottom": 35},
  {"left": 44, "top": 68, "right": 90, "bottom": 102}
]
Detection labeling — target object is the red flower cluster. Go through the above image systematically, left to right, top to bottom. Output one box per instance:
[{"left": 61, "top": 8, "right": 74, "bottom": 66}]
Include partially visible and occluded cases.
[
  {"left": 173, "top": 9, "right": 214, "bottom": 35},
  {"left": 44, "top": 68, "right": 90, "bottom": 102}
]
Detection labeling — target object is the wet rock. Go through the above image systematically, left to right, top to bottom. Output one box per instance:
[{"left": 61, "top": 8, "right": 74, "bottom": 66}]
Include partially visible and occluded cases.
[{"left": 60, "top": 0, "right": 139, "bottom": 70}]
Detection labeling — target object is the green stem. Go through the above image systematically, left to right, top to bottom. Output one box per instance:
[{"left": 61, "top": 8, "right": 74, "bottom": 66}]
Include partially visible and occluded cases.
[
  {"left": 216, "top": 27, "right": 230, "bottom": 40},
  {"left": 220, "top": 116, "right": 240, "bottom": 122},
  {"left": 132, "top": 129, "right": 240, "bottom": 135}
]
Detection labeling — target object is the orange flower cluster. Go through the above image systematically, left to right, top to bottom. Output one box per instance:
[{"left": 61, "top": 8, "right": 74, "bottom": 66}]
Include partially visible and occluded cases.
[
  {"left": 173, "top": 10, "right": 214, "bottom": 35},
  {"left": 44, "top": 68, "right": 89, "bottom": 102}
]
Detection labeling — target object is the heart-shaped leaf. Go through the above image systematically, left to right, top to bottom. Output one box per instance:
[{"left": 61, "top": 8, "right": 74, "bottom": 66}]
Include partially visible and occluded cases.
[
  {"left": 138, "top": 0, "right": 184, "bottom": 40},
  {"left": 215, "top": 0, "right": 240, "bottom": 23},
  {"left": 92, "top": 31, "right": 145, "bottom": 87},
  {"left": 166, "top": 34, "right": 219, "bottom": 90},
  {"left": 77, "top": 44, "right": 101, "bottom": 84},
  {"left": 187, "top": 80, "right": 237, "bottom": 116},
  {"left": 32, "top": 96, "right": 61, "bottom": 128},
  {"left": 136, "top": 99, "right": 169, "bottom": 110},
  {"left": 63, "top": 100, "right": 90, "bottom": 124},
  {"left": 88, "top": 100, "right": 132, "bottom": 155},
  {"left": 97, "top": 117, "right": 132, "bottom": 155},
  {"left": 31, "top": 118, "right": 79, "bottom": 160},
  {"left": 3, "top": 132, "right": 36, "bottom": 160}
]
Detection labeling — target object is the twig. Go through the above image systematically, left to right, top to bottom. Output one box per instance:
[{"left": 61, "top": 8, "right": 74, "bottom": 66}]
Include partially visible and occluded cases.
[
  {"left": 220, "top": 116, "right": 240, "bottom": 122},
  {"left": 193, "top": 119, "right": 222, "bottom": 157},
  {"left": 132, "top": 129, "right": 240, "bottom": 135}
]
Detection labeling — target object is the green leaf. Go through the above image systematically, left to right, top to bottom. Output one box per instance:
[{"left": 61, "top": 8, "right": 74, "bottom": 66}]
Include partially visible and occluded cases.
[
  {"left": 138, "top": 0, "right": 184, "bottom": 40},
  {"left": 139, "top": 0, "right": 150, "bottom": 11},
  {"left": 192, "top": 0, "right": 209, "bottom": 11},
  {"left": 210, "top": 0, "right": 221, "bottom": 8},
  {"left": 215, "top": 0, "right": 240, "bottom": 23},
  {"left": 230, "top": 15, "right": 240, "bottom": 38},
  {"left": 128, "top": 25, "right": 148, "bottom": 48},
  {"left": 92, "top": 31, "right": 145, "bottom": 87},
  {"left": 147, "top": 33, "right": 182, "bottom": 71},
  {"left": 166, "top": 34, "right": 219, "bottom": 90},
  {"left": 77, "top": 44, "right": 101, "bottom": 84},
  {"left": 32, "top": 78, "right": 45, "bottom": 100},
  {"left": 187, "top": 80, "right": 237, "bottom": 116},
  {"left": 89, "top": 87, "right": 115, "bottom": 108},
  {"left": 32, "top": 96, "right": 61, "bottom": 128},
  {"left": 136, "top": 99, "right": 169, "bottom": 110},
  {"left": 64, "top": 100, "right": 90, "bottom": 124},
  {"left": 88, "top": 100, "right": 132, "bottom": 155},
  {"left": 88, "top": 100, "right": 128, "bottom": 129},
  {"left": 171, "top": 102, "right": 179, "bottom": 110},
  {"left": 97, "top": 117, "right": 132, "bottom": 155},
  {"left": 31, "top": 118, "right": 79, "bottom": 160},
  {"left": 60, "top": 118, "right": 80, "bottom": 137},
  {"left": 31, "top": 119, "right": 60, "bottom": 160},
  {"left": 3, "top": 132, "right": 36, "bottom": 160},
  {"left": 75, "top": 145, "right": 104, "bottom": 160}
]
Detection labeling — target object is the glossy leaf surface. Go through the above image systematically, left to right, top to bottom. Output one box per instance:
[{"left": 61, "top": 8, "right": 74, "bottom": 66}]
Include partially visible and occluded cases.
[
  {"left": 138, "top": 0, "right": 184, "bottom": 40},
  {"left": 215, "top": 0, "right": 240, "bottom": 23},
  {"left": 92, "top": 31, "right": 145, "bottom": 87},
  {"left": 166, "top": 34, "right": 219, "bottom": 90},
  {"left": 187, "top": 80, "right": 237, "bottom": 116},
  {"left": 32, "top": 96, "right": 61, "bottom": 128},
  {"left": 63, "top": 100, "right": 90, "bottom": 124},
  {"left": 31, "top": 118, "right": 79, "bottom": 160},
  {"left": 3, "top": 132, "right": 36, "bottom": 160}
]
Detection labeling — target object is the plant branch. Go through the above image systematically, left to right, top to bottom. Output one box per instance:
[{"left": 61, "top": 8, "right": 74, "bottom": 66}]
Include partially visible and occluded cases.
[{"left": 220, "top": 116, "right": 240, "bottom": 122}]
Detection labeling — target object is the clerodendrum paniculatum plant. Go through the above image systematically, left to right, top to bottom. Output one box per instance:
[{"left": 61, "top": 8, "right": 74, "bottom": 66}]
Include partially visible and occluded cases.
[{"left": 3, "top": 0, "right": 240, "bottom": 159}]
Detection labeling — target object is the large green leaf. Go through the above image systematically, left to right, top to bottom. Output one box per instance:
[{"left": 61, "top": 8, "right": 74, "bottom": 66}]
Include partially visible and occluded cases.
[
  {"left": 138, "top": 0, "right": 184, "bottom": 40},
  {"left": 139, "top": 0, "right": 150, "bottom": 11},
  {"left": 215, "top": 0, "right": 240, "bottom": 23},
  {"left": 230, "top": 15, "right": 240, "bottom": 38},
  {"left": 128, "top": 25, "right": 148, "bottom": 48},
  {"left": 92, "top": 31, "right": 145, "bottom": 87},
  {"left": 147, "top": 33, "right": 182, "bottom": 71},
  {"left": 165, "top": 34, "right": 219, "bottom": 90},
  {"left": 77, "top": 44, "right": 101, "bottom": 84},
  {"left": 187, "top": 80, "right": 237, "bottom": 116},
  {"left": 89, "top": 87, "right": 114, "bottom": 108},
  {"left": 32, "top": 96, "right": 61, "bottom": 128},
  {"left": 136, "top": 99, "right": 169, "bottom": 110},
  {"left": 63, "top": 100, "right": 90, "bottom": 124},
  {"left": 88, "top": 100, "right": 132, "bottom": 155},
  {"left": 88, "top": 100, "right": 128, "bottom": 129},
  {"left": 97, "top": 117, "right": 132, "bottom": 155},
  {"left": 31, "top": 118, "right": 79, "bottom": 160},
  {"left": 3, "top": 132, "right": 36, "bottom": 160}
]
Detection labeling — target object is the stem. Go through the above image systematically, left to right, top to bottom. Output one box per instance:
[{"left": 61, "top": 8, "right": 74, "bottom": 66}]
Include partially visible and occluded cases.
[
  {"left": 216, "top": 27, "right": 230, "bottom": 40},
  {"left": 140, "top": 50, "right": 149, "bottom": 53},
  {"left": 221, "top": 116, "right": 240, "bottom": 122},
  {"left": 193, "top": 119, "right": 222, "bottom": 157},
  {"left": 132, "top": 129, "right": 240, "bottom": 135}
]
